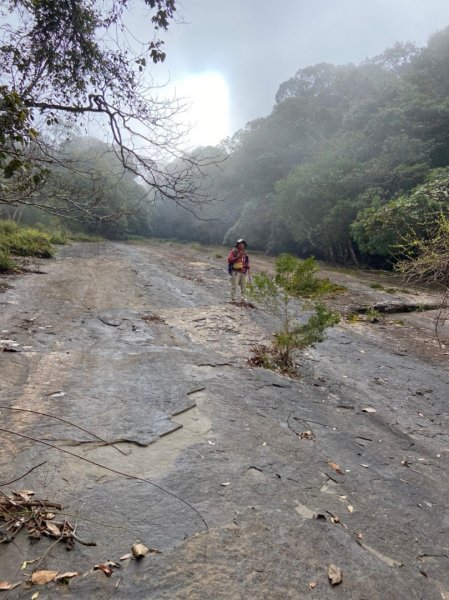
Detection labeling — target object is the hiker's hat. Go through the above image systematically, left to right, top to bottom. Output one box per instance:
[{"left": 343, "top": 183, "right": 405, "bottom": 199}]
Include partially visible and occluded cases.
[{"left": 236, "top": 238, "right": 247, "bottom": 247}]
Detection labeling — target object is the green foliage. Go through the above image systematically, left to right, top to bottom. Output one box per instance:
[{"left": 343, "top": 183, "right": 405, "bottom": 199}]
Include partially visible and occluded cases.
[
  {"left": 0, "top": 1, "right": 211, "bottom": 221},
  {"left": 158, "top": 26, "right": 449, "bottom": 267},
  {"left": 35, "top": 137, "right": 155, "bottom": 238},
  {"left": 352, "top": 168, "right": 449, "bottom": 257},
  {"left": 396, "top": 214, "right": 449, "bottom": 288},
  {"left": 0, "top": 220, "right": 55, "bottom": 258},
  {"left": 67, "top": 232, "right": 103, "bottom": 242},
  {"left": 0, "top": 247, "right": 15, "bottom": 272},
  {"left": 248, "top": 254, "right": 340, "bottom": 370},
  {"left": 278, "top": 255, "right": 341, "bottom": 297},
  {"left": 274, "top": 302, "right": 340, "bottom": 364},
  {"left": 365, "top": 307, "right": 382, "bottom": 323}
]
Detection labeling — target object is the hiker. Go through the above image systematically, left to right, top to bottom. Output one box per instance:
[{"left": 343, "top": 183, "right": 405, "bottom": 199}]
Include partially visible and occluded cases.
[{"left": 228, "top": 238, "right": 250, "bottom": 303}]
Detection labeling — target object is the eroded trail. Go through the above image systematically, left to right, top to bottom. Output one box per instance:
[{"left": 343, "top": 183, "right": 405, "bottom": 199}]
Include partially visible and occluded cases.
[{"left": 1, "top": 241, "right": 448, "bottom": 599}]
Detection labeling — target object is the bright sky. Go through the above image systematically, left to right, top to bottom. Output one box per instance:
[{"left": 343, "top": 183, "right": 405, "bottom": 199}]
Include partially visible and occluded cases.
[
  {"left": 132, "top": 0, "right": 449, "bottom": 148},
  {"left": 169, "top": 72, "right": 230, "bottom": 148}
]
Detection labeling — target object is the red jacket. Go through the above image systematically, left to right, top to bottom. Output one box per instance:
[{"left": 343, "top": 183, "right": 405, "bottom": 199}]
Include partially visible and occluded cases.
[{"left": 228, "top": 248, "right": 250, "bottom": 274}]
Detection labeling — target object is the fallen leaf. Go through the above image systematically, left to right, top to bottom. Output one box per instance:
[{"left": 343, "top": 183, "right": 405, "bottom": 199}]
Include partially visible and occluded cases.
[
  {"left": 362, "top": 407, "right": 376, "bottom": 413},
  {"left": 300, "top": 430, "right": 313, "bottom": 440},
  {"left": 207, "top": 440, "right": 215, "bottom": 446},
  {"left": 327, "top": 461, "right": 344, "bottom": 475},
  {"left": 220, "top": 482, "right": 231, "bottom": 486},
  {"left": 17, "top": 489, "right": 34, "bottom": 500},
  {"left": 347, "top": 505, "right": 354, "bottom": 513},
  {"left": 329, "top": 514, "right": 340, "bottom": 524},
  {"left": 45, "top": 521, "right": 61, "bottom": 536},
  {"left": 132, "top": 543, "right": 150, "bottom": 559},
  {"left": 119, "top": 553, "right": 133, "bottom": 561},
  {"left": 21, "top": 557, "right": 45, "bottom": 571},
  {"left": 93, "top": 563, "right": 113, "bottom": 577},
  {"left": 327, "top": 564, "right": 342, "bottom": 586},
  {"left": 31, "top": 570, "right": 58, "bottom": 585},
  {"left": 55, "top": 572, "right": 80, "bottom": 583},
  {"left": 0, "top": 581, "right": 13, "bottom": 591},
  {"left": 309, "top": 581, "right": 317, "bottom": 589},
  {"left": 31, "top": 592, "right": 39, "bottom": 600}
]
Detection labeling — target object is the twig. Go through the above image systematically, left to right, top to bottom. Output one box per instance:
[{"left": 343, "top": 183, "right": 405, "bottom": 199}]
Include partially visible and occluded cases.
[
  {"left": 0, "top": 406, "right": 130, "bottom": 456},
  {"left": 0, "top": 427, "right": 209, "bottom": 533},
  {"left": 0, "top": 461, "right": 46, "bottom": 486},
  {"left": 72, "top": 532, "right": 97, "bottom": 546},
  {"left": 35, "top": 535, "right": 63, "bottom": 570},
  {"left": 110, "top": 577, "right": 121, "bottom": 599}
]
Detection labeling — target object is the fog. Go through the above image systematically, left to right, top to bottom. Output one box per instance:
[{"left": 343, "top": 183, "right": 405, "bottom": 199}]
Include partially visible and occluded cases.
[{"left": 142, "top": 0, "right": 449, "bottom": 143}]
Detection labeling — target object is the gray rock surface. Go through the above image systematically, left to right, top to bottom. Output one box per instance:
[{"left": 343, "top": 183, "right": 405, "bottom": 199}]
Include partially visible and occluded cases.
[{"left": 0, "top": 241, "right": 448, "bottom": 599}]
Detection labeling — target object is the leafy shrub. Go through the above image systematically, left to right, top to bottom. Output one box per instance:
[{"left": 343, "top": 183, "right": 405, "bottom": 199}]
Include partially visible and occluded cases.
[
  {"left": 352, "top": 168, "right": 449, "bottom": 258},
  {"left": 396, "top": 215, "right": 449, "bottom": 288},
  {"left": 0, "top": 220, "right": 54, "bottom": 258},
  {"left": 0, "top": 248, "right": 15, "bottom": 272},
  {"left": 248, "top": 254, "right": 340, "bottom": 371}
]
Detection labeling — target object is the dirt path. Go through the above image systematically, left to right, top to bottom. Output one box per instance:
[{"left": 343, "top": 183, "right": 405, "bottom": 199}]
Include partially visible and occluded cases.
[{"left": 1, "top": 241, "right": 448, "bottom": 599}]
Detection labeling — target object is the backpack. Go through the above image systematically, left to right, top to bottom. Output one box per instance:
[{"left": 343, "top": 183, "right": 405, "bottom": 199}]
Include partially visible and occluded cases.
[{"left": 227, "top": 248, "right": 238, "bottom": 275}]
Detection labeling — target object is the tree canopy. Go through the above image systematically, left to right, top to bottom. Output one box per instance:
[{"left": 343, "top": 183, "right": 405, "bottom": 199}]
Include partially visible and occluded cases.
[
  {"left": 0, "top": 0, "right": 211, "bottom": 218},
  {"left": 151, "top": 27, "right": 449, "bottom": 267}
]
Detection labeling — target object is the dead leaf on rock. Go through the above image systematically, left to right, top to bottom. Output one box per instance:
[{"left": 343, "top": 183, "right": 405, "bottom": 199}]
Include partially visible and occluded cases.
[
  {"left": 362, "top": 407, "right": 376, "bottom": 413},
  {"left": 327, "top": 461, "right": 344, "bottom": 475},
  {"left": 220, "top": 482, "right": 231, "bottom": 487},
  {"left": 16, "top": 490, "right": 34, "bottom": 501},
  {"left": 347, "top": 505, "right": 354, "bottom": 513},
  {"left": 330, "top": 515, "right": 340, "bottom": 524},
  {"left": 45, "top": 521, "right": 61, "bottom": 536},
  {"left": 132, "top": 543, "right": 150, "bottom": 559},
  {"left": 119, "top": 553, "right": 133, "bottom": 561},
  {"left": 94, "top": 561, "right": 120, "bottom": 576},
  {"left": 93, "top": 564, "right": 112, "bottom": 577},
  {"left": 327, "top": 564, "right": 342, "bottom": 586},
  {"left": 31, "top": 570, "right": 58, "bottom": 585},
  {"left": 55, "top": 572, "right": 80, "bottom": 583},
  {"left": 0, "top": 581, "right": 16, "bottom": 591},
  {"left": 309, "top": 581, "right": 317, "bottom": 589},
  {"left": 31, "top": 592, "right": 39, "bottom": 600}
]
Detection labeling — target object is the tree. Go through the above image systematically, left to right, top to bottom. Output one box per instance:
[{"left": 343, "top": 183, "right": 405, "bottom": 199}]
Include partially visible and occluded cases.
[
  {"left": 0, "top": 1, "right": 211, "bottom": 218},
  {"left": 352, "top": 167, "right": 449, "bottom": 258},
  {"left": 248, "top": 254, "right": 340, "bottom": 372}
]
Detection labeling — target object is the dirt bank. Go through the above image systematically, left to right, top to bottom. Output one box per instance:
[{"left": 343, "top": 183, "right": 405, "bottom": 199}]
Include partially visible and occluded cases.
[{"left": 1, "top": 240, "right": 448, "bottom": 599}]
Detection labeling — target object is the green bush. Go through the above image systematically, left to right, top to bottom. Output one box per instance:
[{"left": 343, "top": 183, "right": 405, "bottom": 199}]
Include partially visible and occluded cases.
[
  {"left": 0, "top": 220, "right": 55, "bottom": 258},
  {"left": 0, "top": 248, "right": 15, "bottom": 272},
  {"left": 248, "top": 254, "right": 340, "bottom": 371},
  {"left": 276, "top": 255, "right": 341, "bottom": 298}
]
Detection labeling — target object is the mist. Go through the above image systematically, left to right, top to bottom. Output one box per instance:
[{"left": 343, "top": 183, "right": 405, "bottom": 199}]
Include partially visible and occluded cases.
[{"left": 151, "top": 0, "right": 449, "bottom": 140}]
